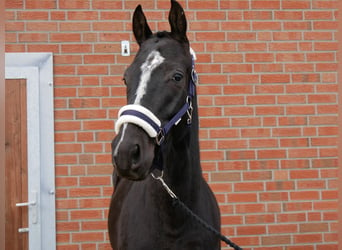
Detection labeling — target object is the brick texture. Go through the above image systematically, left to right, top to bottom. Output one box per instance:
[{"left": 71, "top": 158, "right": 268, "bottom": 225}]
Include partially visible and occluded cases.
[{"left": 5, "top": 0, "right": 338, "bottom": 249}]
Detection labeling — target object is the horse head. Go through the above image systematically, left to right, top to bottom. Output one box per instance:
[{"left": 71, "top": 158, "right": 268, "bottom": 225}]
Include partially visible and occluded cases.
[{"left": 112, "top": 0, "right": 196, "bottom": 180}]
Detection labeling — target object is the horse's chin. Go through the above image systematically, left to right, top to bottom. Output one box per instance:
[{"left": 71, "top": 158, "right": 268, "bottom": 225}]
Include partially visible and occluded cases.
[{"left": 115, "top": 163, "right": 152, "bottom": 181}]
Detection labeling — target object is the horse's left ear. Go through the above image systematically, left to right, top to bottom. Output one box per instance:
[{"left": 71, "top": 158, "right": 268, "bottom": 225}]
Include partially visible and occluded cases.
[{"left": 168, "top": 0, "right": 188, "bottom": 43}]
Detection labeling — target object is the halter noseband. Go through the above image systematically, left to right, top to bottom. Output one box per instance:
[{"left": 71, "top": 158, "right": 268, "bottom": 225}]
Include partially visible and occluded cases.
[{"left": 115, "top": 55, "right": 198, "bottom": 146}]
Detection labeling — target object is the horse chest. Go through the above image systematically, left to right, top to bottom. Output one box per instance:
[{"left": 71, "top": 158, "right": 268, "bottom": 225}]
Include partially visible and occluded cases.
[
  {"left": 109, "top": 179, "right": 221, "bottom": 250},
  {"left": 111, "top": 180, "right": 176, "bottom": 224}
]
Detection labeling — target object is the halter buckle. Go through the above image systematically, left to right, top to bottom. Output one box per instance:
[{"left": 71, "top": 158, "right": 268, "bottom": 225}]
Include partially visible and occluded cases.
[
  {"left": 186, "top": 96, "right": 193, "bottom": 125},
  {"left": 156, "top": 129, "right": 165, "bottom": 146}
]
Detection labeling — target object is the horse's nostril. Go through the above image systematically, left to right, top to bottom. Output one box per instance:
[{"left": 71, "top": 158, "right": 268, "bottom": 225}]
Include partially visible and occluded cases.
[{"left": 131, "top": 144, "right": 140, "bottom": 165}]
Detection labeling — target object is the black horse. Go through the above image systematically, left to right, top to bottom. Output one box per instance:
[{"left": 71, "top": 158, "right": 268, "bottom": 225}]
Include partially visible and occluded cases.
[{"left": 108, "top": 1, "right": 221, "bottom": 249}]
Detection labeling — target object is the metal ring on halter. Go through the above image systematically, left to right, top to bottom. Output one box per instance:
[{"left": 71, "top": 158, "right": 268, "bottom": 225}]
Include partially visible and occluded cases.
[
  {"left": 191, "top": 68, "right": 198, "bottom": 85},
  {"left": 151, "top": 170, "right": 163, "bottom": 179},
  {"left": 151, "top": 171, "right": 178, "bottom": 199}
]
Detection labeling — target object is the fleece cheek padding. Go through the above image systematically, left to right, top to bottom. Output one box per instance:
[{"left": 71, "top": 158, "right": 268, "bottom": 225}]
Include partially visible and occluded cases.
[{"left": 115, "top": 104, "right": 161, "bottom": 138}]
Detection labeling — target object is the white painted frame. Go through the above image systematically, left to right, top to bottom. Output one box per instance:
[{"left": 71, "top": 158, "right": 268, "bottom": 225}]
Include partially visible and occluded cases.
[{"left": 5, "top": 53, "right": 56, "bottom": 250}]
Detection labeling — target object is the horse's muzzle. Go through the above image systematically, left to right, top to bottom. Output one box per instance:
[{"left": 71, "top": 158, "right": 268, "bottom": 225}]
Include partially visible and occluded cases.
[{"left": 112, "top": 123, "right": 155, "bottom": 181}]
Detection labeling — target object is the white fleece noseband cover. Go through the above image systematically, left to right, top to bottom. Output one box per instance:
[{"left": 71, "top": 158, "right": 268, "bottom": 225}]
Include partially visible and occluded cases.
[{"left": 115, "top": 104, "right": 161, "bottom": 138}]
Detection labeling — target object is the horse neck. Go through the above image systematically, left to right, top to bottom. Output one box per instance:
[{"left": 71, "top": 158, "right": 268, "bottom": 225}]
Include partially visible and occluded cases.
[{"left": 162, "top": 97, "right": 202, "bottom": 200}]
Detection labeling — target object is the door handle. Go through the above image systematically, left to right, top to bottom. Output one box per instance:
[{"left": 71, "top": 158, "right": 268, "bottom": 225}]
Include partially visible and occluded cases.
[
  {"left": 16, "top": 190, "right": 37, "bottom": 207},
  {"left": 15, "top": 191, "right": 38, "bottom": 224},
  {"left": 16, "top": 201, "right": 36, "bottom": 207},
  {"left": 18, "top": 227, "right": 29, "bottom": 233}
]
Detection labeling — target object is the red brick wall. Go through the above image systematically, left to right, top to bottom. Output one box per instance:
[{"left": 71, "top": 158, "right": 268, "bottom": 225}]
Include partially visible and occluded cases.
[{"left": 5, "top": 0, "right": 338, "bottom": 249}]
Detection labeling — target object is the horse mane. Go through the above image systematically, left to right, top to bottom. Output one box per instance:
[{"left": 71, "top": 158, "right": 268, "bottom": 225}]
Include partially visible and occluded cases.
[
  {"left": 150, "top": 31, "right": 172, "bottom": 43},
  {"left": 152, "top": 31, "right": 189, "bottom": 46},
  {"left": 156, "top": 31, "right": 170, "bottom": 38}
]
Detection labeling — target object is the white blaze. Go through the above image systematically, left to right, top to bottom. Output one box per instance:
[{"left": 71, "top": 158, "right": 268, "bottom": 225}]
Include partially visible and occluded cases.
[
  {"left": 114, "top": 50, "right": 165, "bottom": 156},
  {"left": 134, "top": 50, "right": 165, "bottom": 104},
  {"left": 113, "top": 123, "right": 128, "bottom": 158}
]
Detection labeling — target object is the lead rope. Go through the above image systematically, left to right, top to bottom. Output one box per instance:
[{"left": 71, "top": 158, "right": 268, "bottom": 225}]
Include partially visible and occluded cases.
[{"left": 151, "top": 172, "right": 243, "bottom": 250}]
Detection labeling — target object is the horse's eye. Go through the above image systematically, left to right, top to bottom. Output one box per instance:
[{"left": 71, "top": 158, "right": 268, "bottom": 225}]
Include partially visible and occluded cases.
[{"left": 172, "top": 73, "right": 183, "bottom": 82}]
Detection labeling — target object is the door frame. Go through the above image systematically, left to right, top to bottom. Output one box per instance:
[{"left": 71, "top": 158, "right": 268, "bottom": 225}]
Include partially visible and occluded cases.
[{"left": 5, "top": 53, "right": 55, "bottom": 250}]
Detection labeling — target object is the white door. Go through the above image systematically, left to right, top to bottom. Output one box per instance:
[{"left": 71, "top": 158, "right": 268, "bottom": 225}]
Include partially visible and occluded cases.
[{"left": 5, "top": 53, "right": 56, "bottom": 250}]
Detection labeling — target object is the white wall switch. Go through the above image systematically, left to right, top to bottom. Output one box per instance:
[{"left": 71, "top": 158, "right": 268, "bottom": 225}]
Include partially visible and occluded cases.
[{"left": 121, "top": 40, "right": 130, "bottom": 56}]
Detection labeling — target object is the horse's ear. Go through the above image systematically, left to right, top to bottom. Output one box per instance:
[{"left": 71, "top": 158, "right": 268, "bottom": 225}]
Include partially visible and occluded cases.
[
  {"left": 168, "top": 0, "right": 188, "bottom": 43},
  {"left": 133, "top": 5, "right": 152, "bottom": 46}
]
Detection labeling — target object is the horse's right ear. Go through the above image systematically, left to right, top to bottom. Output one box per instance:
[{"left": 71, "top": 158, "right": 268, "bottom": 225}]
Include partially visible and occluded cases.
[{"left": 133, "top": 5, "right": 152, "bottom": 46}]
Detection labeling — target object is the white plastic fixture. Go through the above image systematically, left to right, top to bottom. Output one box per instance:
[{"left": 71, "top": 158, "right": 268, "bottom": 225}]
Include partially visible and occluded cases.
[{"left": 121, "top": 40, "right": 130, "bottom": 56}]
